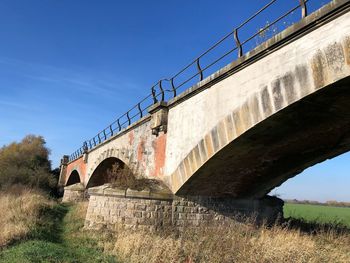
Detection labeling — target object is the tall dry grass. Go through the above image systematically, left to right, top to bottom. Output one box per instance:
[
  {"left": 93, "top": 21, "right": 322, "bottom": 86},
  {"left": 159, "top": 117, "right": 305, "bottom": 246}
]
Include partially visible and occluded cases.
[
  {"left": 0, "top": 185, "right": 54, "bottom": 247},
  {"left": 72, "top": 202, "right": 350, "bottom": 263},
  {"left": 107, "top": 224, "right": 349, "bottom": 263}
]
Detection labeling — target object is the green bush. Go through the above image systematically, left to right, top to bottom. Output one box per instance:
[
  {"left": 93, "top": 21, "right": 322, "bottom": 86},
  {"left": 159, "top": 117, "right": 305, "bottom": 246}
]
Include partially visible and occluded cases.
[{"left": 0, "top": 135, "right": 57, "bottom": 193}]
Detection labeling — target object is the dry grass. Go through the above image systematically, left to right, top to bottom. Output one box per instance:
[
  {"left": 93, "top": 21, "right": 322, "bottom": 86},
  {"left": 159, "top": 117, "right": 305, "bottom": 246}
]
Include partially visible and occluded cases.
[
  {"left": 0, "top": 185, "right": 54, "bottom": 247},
  {"left": 71, "top": 202, "right": 350, "bottom": 263},
  {"left": 78, "top": 216, "right": 348, "bottom": 263},
  {"left": 105, "top": 226, "right": 349, "bottom": 263}
]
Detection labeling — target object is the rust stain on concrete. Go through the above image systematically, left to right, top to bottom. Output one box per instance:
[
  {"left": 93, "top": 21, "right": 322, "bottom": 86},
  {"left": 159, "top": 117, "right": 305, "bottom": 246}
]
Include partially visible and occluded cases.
[
  {"left": 342, "top": 36, "right": 350, "bottom": 66},
  {"left": 311, "top": 49, "right": 327, "bottom": 89},
  {"left": 128, "top": 130, "right": 134, "bottom": 145},
  {"left": 153, "top": 133, "right": 167, "bottom": 177},
  {"left": 137, "top": 139, "right": 145, "bottom": 162}
]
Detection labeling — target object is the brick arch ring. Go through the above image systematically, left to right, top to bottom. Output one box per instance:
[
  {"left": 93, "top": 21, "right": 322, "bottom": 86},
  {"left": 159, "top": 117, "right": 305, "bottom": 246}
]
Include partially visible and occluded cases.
[{"left": 65, "top": 167, "right": 83, "bottom": 186}]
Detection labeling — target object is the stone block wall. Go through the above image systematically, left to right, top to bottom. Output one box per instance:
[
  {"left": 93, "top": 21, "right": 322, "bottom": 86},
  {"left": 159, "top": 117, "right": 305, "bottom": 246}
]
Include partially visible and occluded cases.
[
  {"left": 62, "top": 183, "right": 87, "bottom": 203},
  {"left": 84, "top": 185, "right": 283, "bottom": 230},
  {"left": 85, "top": 195, "right": 173, "bottom": 230},
  {"left": 172, "top": 196, "right": 283, "bottom": 227}
]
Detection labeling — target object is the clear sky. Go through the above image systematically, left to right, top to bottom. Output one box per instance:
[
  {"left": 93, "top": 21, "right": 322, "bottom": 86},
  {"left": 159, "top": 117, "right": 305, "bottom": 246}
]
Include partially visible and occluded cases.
[{"left": 1, "top": 0, "right": 348, "bottom": 202}]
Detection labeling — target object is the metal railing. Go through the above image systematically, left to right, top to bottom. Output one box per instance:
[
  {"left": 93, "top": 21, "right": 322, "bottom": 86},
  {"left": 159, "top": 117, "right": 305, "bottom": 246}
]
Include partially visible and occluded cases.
[{"left": 68, "top": 0, "right": 331, "bottom": 162}]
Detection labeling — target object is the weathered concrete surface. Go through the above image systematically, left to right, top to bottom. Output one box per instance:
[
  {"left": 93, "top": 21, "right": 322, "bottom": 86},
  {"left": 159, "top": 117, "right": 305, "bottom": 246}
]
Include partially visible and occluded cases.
[
  {"left": 60, "top": 1, "right": 350, "bottom": 201},
  {"left": 166, "top": 3, "right": 350, "bottom": 196},
  {"left": 60, "top": 115, "right": 168, "bottom": 188},
  {"left": 84, "top": 184, "right": 283, "bottom": 230}
]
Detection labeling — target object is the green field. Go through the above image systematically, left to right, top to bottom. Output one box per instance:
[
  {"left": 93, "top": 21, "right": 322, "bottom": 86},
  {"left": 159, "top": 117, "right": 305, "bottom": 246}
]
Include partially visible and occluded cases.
[{"left": 284, "top": 203, "right": 350, "bottom": 227}]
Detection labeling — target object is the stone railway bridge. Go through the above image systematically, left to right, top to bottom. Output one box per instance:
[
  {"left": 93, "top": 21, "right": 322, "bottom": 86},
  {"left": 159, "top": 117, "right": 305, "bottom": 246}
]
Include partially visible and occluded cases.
[{"left": 59, "top": 0, "right": 350, "bottom": 228}]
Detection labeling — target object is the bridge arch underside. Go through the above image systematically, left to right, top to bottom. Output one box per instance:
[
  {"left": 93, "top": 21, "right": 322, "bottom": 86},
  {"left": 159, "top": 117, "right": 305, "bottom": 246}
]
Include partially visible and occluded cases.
[
  {"left": 177, "top": 77, "right": 350, "bottom": 198},
  {"left": 86, "top": 157, "right": 133, "bottom": 189},
  {"left": 66, "top": 170, "right": 81, "bottom": 186}
]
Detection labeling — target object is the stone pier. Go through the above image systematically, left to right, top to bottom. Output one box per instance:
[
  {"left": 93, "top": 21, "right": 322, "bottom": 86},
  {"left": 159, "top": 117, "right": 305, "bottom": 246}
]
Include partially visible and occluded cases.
[
  {"left": 62, "top": 183, "right": 87, "bottom": 203},
  {"left": 84, "top": 184, "right": 283, "bottom": 230}
]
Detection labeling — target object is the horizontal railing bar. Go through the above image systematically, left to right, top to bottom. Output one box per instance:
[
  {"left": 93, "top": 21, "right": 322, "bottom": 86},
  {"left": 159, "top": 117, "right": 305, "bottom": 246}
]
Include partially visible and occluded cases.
[
  {"left": 237, "top": 0, "right": 278, "bottom": 29},
  {"left": 241, "top": 4, "right": 301, "bottom": 46}
]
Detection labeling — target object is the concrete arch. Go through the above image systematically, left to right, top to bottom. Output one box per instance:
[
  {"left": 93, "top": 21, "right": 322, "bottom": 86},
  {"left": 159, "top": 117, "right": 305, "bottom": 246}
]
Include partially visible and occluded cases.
[
  {"left": 169, "top": 53, "right": 350, "bottom": 197},
  {"left": 168, "top": 87, "right": 273, "bottom": 195},
  {"left": 66, "top": 170, "right": 81, "bottom": 186}
]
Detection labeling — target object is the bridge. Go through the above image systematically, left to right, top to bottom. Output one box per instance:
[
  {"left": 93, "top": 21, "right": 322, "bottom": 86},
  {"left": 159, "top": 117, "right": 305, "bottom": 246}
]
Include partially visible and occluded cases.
[{"left": 59, "top": 0, "right": 350, "bottom": 228}]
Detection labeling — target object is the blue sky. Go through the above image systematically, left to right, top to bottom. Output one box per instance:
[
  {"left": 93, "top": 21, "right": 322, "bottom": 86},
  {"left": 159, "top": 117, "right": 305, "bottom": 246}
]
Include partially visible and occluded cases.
[{"left": 0, "top": 0, "right": 348, "bottom": 202}]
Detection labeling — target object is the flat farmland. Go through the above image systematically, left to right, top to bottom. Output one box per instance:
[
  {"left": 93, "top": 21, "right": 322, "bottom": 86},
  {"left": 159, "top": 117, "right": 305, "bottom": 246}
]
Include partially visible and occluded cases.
[{"left": 284, "top": 203, "right": 350, "bottom": 227}]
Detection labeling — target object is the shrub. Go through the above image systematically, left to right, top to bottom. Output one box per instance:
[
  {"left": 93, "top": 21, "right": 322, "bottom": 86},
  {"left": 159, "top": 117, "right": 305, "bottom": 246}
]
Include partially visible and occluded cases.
[{"left": 0, "top": 135, "right": 57, "bottom": 193}]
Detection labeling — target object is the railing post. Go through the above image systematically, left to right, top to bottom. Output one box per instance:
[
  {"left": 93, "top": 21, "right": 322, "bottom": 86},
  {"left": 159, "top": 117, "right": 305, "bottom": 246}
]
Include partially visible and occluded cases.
[
  {"left": 299, "top": 0, "right": 307, "bottom": 18},
  {"left": 234, "top": 28, "right": 243, "bottom": 57},
  {"left": 196, "top": 58, "right": 203, "bottom": 81},
  {"left": 170, "top": 77, "right": 176, "bottom": 98},
  {"left": 158, "top": 80, "right": 165, "bottom": 102},
  {"left": 151, "top": 86, "right": 158, "bottom": 104},
  {"left": 137, "top": 103, "right": 143, "bottom": 118},
  {"left": 126, "top": 111, "right": 131, "bottom": 126},
  {"left": 117, "top": 119, "right": 121, "bottom": 131},
  {"left": 109, "top": 125, "right": 114, "bottom": 136},
  {"left": 103, "top": 129, "right": 107, "bottom": 140},
  {"left": 97, "top": 134, "right": 101, "bottom": 144},
  {"left": 93, "top": 137, "right": 96, "bottom": 146},
  {"left": 83, "top": 141, "right": 88, "bottom": 152},
  {"left": 83, "top": 142, "right": 89, "bottom": 163}
]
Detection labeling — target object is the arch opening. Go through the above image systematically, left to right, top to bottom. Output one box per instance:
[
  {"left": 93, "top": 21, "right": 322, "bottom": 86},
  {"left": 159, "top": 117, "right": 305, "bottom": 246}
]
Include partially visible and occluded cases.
[
  {"left": 271, "top": 150, "right": 350, "bottom": 203},
  {"left": 87, "top": 157, "right": 135, "bottom": 189},
  {"left": 87, "top": 157, "right": 170, "bottom": 192},
  {"left": 66, "top": 170, "right": 81, "bottom": 186}
]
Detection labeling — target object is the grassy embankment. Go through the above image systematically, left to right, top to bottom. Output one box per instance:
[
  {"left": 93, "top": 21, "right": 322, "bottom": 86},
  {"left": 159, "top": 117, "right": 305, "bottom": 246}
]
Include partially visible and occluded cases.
[
  {"left": 0, "top": 188, "right": 117, "bottom": 263},
  {"left": 0, "top": 189, "right": 349, "bottom": 263}
]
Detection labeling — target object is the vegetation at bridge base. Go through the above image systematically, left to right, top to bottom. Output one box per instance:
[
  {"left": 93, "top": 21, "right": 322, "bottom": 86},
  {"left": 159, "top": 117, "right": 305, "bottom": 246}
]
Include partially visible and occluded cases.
[
  {"left": 0, "top": 135, "right": 117, "bottom": 262},
  {"left": 0, "top": 191, "right": 117, "bottom": 263},
  {"left": 1, "top": 197, "right": 349, "bottom": 263},
  {"left": 72, "top": 202, "right": 349, "bottom": 263}
]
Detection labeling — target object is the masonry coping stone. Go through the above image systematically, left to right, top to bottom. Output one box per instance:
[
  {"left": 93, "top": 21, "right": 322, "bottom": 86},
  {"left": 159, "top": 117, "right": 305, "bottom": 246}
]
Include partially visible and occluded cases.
[
  {"left": 64, "top": 183, "right": 85, "bottom": 191},
  {"left": 103, "top": 187, "right": 126, "bottom": 197},
  {"left": 126, "top": 188, "right": 151, "bottom": 199}
]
